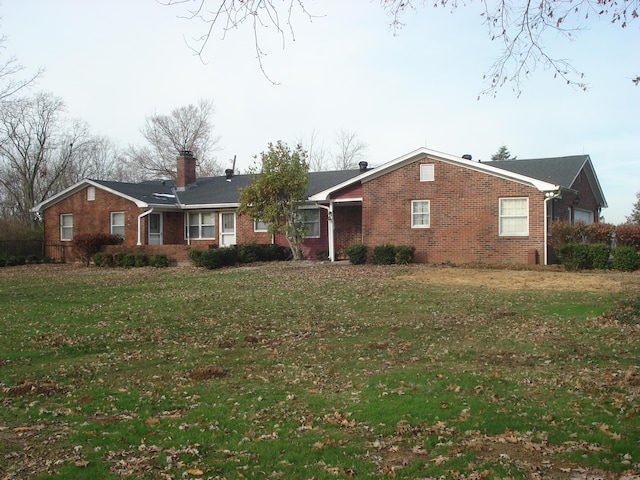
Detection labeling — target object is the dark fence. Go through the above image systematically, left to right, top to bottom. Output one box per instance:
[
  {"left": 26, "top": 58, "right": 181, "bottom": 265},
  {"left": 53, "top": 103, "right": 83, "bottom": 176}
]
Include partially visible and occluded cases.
[{"left": 0, "top": 240, "right": 42, "bottom": 257}]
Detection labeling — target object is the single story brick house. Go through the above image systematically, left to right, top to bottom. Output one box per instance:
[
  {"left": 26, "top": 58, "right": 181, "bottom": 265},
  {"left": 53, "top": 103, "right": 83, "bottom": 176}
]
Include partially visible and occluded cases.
[{"left": 32, "top": 148, "right": 607, "bottom": 265}]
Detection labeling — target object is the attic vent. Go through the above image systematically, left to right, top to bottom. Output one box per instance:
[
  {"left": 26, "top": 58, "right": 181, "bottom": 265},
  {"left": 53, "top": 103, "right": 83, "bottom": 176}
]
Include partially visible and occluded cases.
[
  {"left": 462, "top": 154, "right": 472, "bottom": 160},
  {"left": 358, "top": 161, "right": 368, "bottom": 172}
]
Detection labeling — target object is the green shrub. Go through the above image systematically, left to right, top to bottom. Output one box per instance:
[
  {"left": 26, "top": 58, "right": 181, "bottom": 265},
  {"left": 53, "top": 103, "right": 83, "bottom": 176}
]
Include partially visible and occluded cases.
[
  {"left": 236, "top": 243, "right": 261, "bottom": 263},
  {"left": 557, "top": 243, "right": 592, "bottom": 271},
  {"left": 588, "top": 243, "right": 611, "bottom": 270},
  {"left": 262, "top": 244, "right": 290, "bottom": 261},
  {"left": 344, "top": 244, "right": 368, "bottom": 265},
  {"left": 373, "top": 244, "right": 396, "bottom": 265},
  {"left": 395, "top": 245, "right": 415, "bottom": 265},
  {"left": 611, "top": 246, "right": 640, "bottom": 272},
  {"left": 200, "top": 248, "right": 238, "bottom": 270},
  {"left": 188, "top": 249, "right": 206, "bottom": 267},
  {"left": 93, "top": 252, "right": 114, "bottom": 267},
  {"left": 113, "top": 252, "right": 127, "bottom": 267},
  {"left": 134, "top": 253, "right": 149, "bottom": 267},
  {"left": 0, "top": 254, "right": 6, "bottom": 267},
  {"left": 25, "top": 254, "right": 41, "bottom": 264},
  {"left": 121, "top": 254, "right": 136, "bottom": 268},
  {"left": 149, "top": 254, "right": 169, "bottom": 268}
]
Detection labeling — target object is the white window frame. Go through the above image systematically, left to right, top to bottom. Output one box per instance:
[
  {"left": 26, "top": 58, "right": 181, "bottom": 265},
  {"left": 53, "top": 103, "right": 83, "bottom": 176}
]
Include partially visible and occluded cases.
[
  {"left": 420, "top": 164, "right": 435, "bottom": 182},
  {"left": 87, "top": 186, "right": 95, "bottom": 201},
  {"left": 499, "top": 197, "right": 529, "bottom": 236},
  {"left": 411, "top": 200, "right": 431, "bottom": 228},
  {"left": 300, "top": 208, "right": 321, "bottom": 238},
  {"left": 186, "top": 211, "right": 216, "bottom": 240},
  {"left": 111, "top": 212, "right": 125, "bottom": 238},
  {"left": 60, "top": 214, "right": 73, "bottom": 241},
  {"left": 254, "top": 219, "right": 269, "bottom": 232}
]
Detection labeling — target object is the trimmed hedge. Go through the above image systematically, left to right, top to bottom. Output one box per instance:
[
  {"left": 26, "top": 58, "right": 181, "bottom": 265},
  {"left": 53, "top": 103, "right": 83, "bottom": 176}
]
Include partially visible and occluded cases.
[
  {"left": 344, "top": 244, "right": 368, "bottom": 265},
  {"left": 611, "top": 247, "right": 640, "bottom": 272}
]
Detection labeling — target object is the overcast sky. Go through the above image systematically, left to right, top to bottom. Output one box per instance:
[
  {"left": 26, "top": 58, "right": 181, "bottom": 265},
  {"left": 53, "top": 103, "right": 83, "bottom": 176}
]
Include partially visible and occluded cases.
[{"left": 2, "top": 0, "right": 638, "bottom": 223}]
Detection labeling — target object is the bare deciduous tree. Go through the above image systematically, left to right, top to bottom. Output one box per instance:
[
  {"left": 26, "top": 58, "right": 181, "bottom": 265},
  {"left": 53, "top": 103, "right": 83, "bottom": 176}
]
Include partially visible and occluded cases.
[
  {"left": 163, "top": 0, "right": 639, "bottom": 95},
  {"left": 0, "top": 34, "right": 43, "bottom": 100},
  {"left": 0, "top": 93, "right": 92, "bottom": 226},
  {"left": 131, "top": 99, "right": 222, "bottom": 180},
  {"left": 297, "top": 128, "right": 328, "bottom": 172},
  {"left": 333, "top": 128, "right": 367, "bottom": 170}
]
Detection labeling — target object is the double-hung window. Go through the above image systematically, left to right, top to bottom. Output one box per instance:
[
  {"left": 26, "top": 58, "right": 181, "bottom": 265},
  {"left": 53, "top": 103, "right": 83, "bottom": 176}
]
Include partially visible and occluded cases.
[
  {"left": 499, "top": 197, "right": 529, "bottom": 236},
  {"left": 411, "top": 200, "right": 431, "bottom": 228},
  {"left": 301, "top": 208, "right": 320, "bottom": 238},
  {"left": 111, "top": 212, "right": 125, "bottom": 237},
  {"left": 186, "top": 212, "right": 216, "bottom": 239},
  {"left": 60, "top": 214, "right": 73, "bottom": 241},
  {"left": 254, "top": 219, "right": 269, "bottom": 232}
]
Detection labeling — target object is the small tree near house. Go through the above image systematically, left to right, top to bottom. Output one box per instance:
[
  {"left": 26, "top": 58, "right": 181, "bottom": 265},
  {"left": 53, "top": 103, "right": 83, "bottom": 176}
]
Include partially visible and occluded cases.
[{"left": 238, "top": 141, "right": 309, "bottom": 261}]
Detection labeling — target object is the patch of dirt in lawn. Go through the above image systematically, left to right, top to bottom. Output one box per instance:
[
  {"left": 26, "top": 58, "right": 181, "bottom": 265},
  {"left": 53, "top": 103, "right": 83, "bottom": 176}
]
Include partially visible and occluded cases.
[{"left": 398, "top": 264, "right": 640, "bottom": 292}]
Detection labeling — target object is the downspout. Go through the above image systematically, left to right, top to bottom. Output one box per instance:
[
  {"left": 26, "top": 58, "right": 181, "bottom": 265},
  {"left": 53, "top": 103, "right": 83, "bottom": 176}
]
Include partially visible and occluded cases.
[
  {"left": 543, "top": 190, "right": 561, "bottom": 265},
  {"left": 316, "top": 202, "right": 334, "bottom": 261},
  {"left": 137, "top": 208, "right": 154, "bottom": 246}
]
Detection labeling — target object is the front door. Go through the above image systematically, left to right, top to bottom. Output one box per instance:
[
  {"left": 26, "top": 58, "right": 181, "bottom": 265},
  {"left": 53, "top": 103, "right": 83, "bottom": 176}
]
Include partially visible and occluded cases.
[
  {"left": 219, "top": 212, "right": 236, "bottom": 247},
  {"left": 149, "top": 213, "right": 163, "bottom": 245}
]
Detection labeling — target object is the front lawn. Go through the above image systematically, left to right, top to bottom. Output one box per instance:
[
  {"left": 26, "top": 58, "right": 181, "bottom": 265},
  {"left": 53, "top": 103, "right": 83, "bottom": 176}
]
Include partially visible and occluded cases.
[{"left": 1, "top": 263, "right": 638, "bottom": 479}]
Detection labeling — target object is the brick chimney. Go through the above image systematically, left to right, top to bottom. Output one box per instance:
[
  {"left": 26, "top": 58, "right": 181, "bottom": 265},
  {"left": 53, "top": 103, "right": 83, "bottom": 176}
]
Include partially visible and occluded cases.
[{"left": 176, "top": 150, "right": 196, "bottom": 191}]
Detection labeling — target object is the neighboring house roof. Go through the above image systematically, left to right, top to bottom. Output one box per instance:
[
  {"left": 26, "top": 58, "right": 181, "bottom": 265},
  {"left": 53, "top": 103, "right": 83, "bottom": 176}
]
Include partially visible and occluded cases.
[
  {"left": 309, "top": 148, "right": 562, "bottom": 202},
  {"left": 484, "top": 155, "right": 607, "bottom": 208},
  {"left": 32, "top": 169, "right": 364, "bottom": 213}
]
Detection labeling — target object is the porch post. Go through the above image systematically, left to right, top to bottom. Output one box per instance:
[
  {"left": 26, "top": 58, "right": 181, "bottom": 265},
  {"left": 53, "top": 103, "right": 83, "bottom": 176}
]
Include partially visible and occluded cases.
[{"left": 328, "top": 201, "right": 335, "bottom": 262}]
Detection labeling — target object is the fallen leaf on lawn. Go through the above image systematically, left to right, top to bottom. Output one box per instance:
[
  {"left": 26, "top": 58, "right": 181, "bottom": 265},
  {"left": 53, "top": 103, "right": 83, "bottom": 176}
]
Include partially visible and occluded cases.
[
  {"left": 74, "top": 460, "right": 89, "bottom": 467},
  {"left": 185, "top": 468, "right": 204, "bottom": 475}
]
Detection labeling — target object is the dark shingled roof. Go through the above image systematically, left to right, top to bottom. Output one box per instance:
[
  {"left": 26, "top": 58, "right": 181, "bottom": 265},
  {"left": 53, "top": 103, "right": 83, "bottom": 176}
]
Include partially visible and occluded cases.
[
  {"left": 484, "top": 155, "right": 589, "bottom": 189},
  {"left": 93, "top": 169, "right": 364, "bottom": 207}
]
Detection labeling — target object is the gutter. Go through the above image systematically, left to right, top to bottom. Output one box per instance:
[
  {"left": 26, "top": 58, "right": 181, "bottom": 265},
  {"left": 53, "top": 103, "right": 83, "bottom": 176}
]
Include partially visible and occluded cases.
[
  {"left": 543, "top": 190, "right": 562, "bottom": 265},
  {"left": 137, "top": 208, "right": 154, "bottom": 246}
]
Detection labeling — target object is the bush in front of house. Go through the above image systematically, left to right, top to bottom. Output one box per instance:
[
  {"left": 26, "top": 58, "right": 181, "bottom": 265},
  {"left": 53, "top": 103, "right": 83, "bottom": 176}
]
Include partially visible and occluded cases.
[
  {"left": 584, "top": 223, "right": 616, "bottom": 245},
  {"left": 615, "top": 224, "right": 640, "bottom": 250},
  {"left": 72, "top": 233, "right": 123, "bottom": 266},
  {"left": 236, "top": 243, "right": 261, "bottom": 264},
  {"left": 557, "top": 243, "right": 592, "bottom": 270},
  {"left": 588, "top": 243, "right": 611, "bottom": 270},
  {"left": 344, "top": 244, "right": 368, "bottom": 265},
  {"left": 373, "top": 244, "right": 397, "bottom": 265},
  {"left": 395, "top": 245, "right": 415, "bottom": 265},
  {"left": 611, "top": 246, "right": 640, "bottom": 272},
  {"left": 200, "top": 248, "right": 238, "bottom": 270},
  {"left": 188, "top": 249, "right": 206, "bottom": 267},
  {"left": 93, "top": 252, "right": 114, "bottom": 267},
  {"left": 134, "top": 253, "right": 149, "bottom": 267},
  {"left": 121, "top": 254, "right": 136, "bottom": 268},
  {"left": 149, "top": 254, "right": 169, "bottom": 268}
]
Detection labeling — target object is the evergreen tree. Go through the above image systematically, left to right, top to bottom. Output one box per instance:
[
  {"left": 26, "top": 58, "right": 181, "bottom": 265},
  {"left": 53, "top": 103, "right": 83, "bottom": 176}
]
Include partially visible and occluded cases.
[
  {"left": 491, "top": 145, "right": 516, "bottom": 161},
  {"left": 627, "top": 190, "right": 640, "bottom": 225}
]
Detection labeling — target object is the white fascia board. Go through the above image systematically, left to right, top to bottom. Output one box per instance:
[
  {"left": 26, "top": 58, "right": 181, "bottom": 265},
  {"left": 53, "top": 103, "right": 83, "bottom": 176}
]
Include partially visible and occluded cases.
[
  {"left": 309, "top": 147, "right": 560, "bottom": 200},
  {"left": 31, "top": 179, "right": 150, "bottom": 212}
]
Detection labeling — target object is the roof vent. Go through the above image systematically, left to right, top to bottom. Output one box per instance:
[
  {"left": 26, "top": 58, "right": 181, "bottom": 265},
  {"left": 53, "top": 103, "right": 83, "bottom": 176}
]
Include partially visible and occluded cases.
[
  {"left": 462, "top": 154, "right": 472, "bottom": 160},
  {"left": 358, "top": 161, "right": 368, "bottom": 172},
  {"left": 225, "top": 168, "right": 234, "bottom": 180}
]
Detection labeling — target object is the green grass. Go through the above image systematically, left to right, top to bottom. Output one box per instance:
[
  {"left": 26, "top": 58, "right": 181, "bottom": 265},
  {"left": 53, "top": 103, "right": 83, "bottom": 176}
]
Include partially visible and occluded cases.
[{"left": 1, "top": 263, "right": 639, "bottom": 479}]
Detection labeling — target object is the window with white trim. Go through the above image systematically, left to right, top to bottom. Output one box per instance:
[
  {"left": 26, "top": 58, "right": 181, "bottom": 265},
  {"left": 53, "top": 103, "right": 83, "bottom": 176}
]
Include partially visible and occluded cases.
[
  {"left": 420, "top": 164, "right": 435, "bottom": 182},
  {"left": 87, "top": 186, "right": 95, "bottom": 201},
  {"left": 499, "top": 197, "right": 529, "bottom": 236},
  {"left": 411, "top": 200, "right": 431, "bottom": 228},
  {"left": 301, "top": 208, "right": 320, "bottom": 238},
  {"left": 111, "top": 212, "right": 125, "bottom": 237},
  {"left": 186, "top": 212, "right": 216, "bottom": 239},
  {"left": 60, "top": 214, "right": 73, "bottom": 241},
  {"left": 254, "top": 219, "right": 269, "bottom": 232}
]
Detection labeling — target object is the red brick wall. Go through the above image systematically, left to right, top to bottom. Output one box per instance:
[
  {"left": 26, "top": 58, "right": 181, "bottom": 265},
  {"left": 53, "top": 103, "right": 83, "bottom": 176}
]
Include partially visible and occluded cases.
[
  {"left": 359, "top": 159, "right": 547, "bottom": 264},
  {"left": 42, "top": 186, "right": 146, "bottom": 261},
  {"left": 334, "top": 205, "right": 362, "bottom": 259}
]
